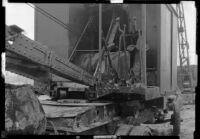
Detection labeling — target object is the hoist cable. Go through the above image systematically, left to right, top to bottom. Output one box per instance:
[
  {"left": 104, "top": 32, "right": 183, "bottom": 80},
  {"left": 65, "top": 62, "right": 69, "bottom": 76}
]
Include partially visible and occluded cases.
[{"left": 26, "top": 3, "right": 80, "bottom": 35}]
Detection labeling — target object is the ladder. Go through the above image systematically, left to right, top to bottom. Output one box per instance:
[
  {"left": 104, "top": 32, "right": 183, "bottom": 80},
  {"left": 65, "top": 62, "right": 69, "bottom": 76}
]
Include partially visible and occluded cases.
[{"left": 176, "top": 3, "right": 193, "bottom": 90}]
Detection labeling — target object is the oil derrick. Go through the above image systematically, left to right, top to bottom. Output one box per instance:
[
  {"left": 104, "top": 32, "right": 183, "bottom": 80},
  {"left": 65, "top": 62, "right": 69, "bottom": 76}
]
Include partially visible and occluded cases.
[{"left": 176, "top": 3, "right": 193, "bottom": 90}]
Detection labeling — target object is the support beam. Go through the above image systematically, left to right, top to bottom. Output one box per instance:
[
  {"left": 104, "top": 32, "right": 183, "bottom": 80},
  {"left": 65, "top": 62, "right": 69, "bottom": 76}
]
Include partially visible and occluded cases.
[
  {"left": 99, "top": 4, "right": 102, "bottom": 53},
  {"left": 141, "top": 4, "right": 147, "bottom": 85}
]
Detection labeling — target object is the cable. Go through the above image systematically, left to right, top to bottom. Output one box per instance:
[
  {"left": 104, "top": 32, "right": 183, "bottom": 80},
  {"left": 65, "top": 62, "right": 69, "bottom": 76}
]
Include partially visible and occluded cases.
[
  {"left": 26, "top": 3, "right": 80, "bottom": 35},
  {"left": 27, "top": 3, "right": 72, "bottom": 31},
  {"left": 27, "top": 3, "right": 97, "bottom": 55},
  {"left": 69, "top": 15, "right": 94, "bottom": 61}
]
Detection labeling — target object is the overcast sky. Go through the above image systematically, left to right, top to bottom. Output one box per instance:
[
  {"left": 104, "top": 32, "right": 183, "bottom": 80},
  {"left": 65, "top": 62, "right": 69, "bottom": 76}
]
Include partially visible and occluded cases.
[{"left": 4, "top": 1, "right": 197, "bottom": 65}]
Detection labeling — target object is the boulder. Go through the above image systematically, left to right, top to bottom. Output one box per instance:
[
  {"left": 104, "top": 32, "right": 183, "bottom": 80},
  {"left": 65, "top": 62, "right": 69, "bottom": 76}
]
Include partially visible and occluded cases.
[{"left": 5, "top": 84, "right": 46, "bottom": 134}]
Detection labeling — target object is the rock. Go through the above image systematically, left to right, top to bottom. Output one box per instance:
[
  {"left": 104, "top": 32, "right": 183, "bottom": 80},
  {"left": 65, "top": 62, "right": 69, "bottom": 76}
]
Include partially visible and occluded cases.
[{"left": 5, "top": 84, "right": 46, "bottom": 134}]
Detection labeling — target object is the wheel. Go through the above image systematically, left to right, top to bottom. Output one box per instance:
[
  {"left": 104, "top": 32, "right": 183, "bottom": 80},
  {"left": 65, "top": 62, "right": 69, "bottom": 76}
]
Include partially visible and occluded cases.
[
  {"left": 167, "top": 94, "right": 181, "bottom": 136},
  {"left": 172, "top": 101, "right": 181, "bottom": 136}
]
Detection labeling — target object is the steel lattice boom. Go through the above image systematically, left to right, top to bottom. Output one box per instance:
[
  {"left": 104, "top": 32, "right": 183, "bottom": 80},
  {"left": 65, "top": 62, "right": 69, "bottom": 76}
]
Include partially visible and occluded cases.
[
  {"left": 176, "top": 3, "right": 193, "bottom": 89},
  {"left": 6, "top": 25, "right": 95, "bottom": 87}
]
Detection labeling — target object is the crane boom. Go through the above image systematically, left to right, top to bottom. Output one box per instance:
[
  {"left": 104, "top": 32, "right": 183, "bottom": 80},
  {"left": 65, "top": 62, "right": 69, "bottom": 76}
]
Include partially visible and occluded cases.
[
  {"left": 176, "top": 3, "right": 194, "bottom": 89},
  {"left": 6, "top": 25, "right": 95, "bottom": 86}
]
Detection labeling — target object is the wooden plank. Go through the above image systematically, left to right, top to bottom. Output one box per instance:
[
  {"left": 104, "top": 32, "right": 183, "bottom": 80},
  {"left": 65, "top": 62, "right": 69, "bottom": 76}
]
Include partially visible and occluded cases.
[
  {"left": 40, "top": 100, "right": 111, "bottom": 106},
  {"left": 42, "top": 105, "right": 92, "bottom": 118},
  {"left": 46, "top": 120, "right": 112, "bottom": 133}
]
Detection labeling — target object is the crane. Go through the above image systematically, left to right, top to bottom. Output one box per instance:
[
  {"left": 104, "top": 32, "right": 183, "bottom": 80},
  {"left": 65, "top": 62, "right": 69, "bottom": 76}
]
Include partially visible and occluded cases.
[
  {"left": 176, "top": 3, "right": 194, "bottom": 91},
  {"left": 5, "top": 4, "right": 182, "bottom": 135}
]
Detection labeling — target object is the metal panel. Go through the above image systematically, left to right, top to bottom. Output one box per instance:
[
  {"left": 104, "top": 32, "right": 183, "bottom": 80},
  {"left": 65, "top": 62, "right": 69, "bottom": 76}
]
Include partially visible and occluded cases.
[
  {"left": 35, "top": 4, "right": 70, "bottom": 61},
  {"left": 67, "top": 4, "right": 91, "bottom": 55},
  {"left": 126, "top": 4, "right": 142, "bottom": 30},
  {"left": 146, "top": 4, "right": 160, "bottom": 69},
  {"left": 146, "top": 4, "right": 160, "bottom": 86},
  {"left": 160, "top": 5, "right": 172, "bottom": 94},
  {"left": 166, "top": 7, "right": 172, "bottom": 90},
  {"left": 171, "top": 13, "right": 178, "bottom": 90}
]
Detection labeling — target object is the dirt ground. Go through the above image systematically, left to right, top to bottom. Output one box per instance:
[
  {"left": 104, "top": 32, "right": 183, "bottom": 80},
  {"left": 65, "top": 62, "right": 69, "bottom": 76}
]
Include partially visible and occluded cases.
[{"left": 180, "top": 104, "right": 195, "bottom": 139}]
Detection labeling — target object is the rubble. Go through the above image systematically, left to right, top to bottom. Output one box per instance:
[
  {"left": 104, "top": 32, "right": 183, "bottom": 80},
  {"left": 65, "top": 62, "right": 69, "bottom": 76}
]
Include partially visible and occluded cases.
[{"left": 5, "top": 84, "right": 46, "bottom": 134}]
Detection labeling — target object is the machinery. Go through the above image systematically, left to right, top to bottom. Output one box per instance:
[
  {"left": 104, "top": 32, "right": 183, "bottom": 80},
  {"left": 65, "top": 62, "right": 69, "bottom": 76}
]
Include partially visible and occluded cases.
[
  {"left": 176, "top": 3, "right": 194, "bottom": 91},
  {"left": 5, "top": 4, "right": 182, "bottom": 135}
]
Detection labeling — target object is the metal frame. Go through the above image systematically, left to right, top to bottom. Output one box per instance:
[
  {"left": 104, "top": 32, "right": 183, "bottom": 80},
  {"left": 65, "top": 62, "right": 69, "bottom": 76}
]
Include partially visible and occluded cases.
[
  {"left": 176, "top": 3, "right": 193, "bottom": 89},
  {"left": 141, "top": 4, "right": 147, "bottom": 85},
  {"left": 6, "top": 26, "right": 94, "bottom": 86}
]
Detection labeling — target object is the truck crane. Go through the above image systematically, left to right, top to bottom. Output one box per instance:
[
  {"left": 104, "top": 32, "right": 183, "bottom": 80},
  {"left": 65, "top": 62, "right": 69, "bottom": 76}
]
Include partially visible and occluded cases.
[{"left": 5, "top": 4, "right": 182, "bottom": 136}]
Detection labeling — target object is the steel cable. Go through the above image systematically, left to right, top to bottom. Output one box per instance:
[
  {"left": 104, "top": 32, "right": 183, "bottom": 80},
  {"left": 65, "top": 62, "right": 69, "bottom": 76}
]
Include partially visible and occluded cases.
[{"left": 26, "top": 3, "right": 80, "bottom": 35}]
